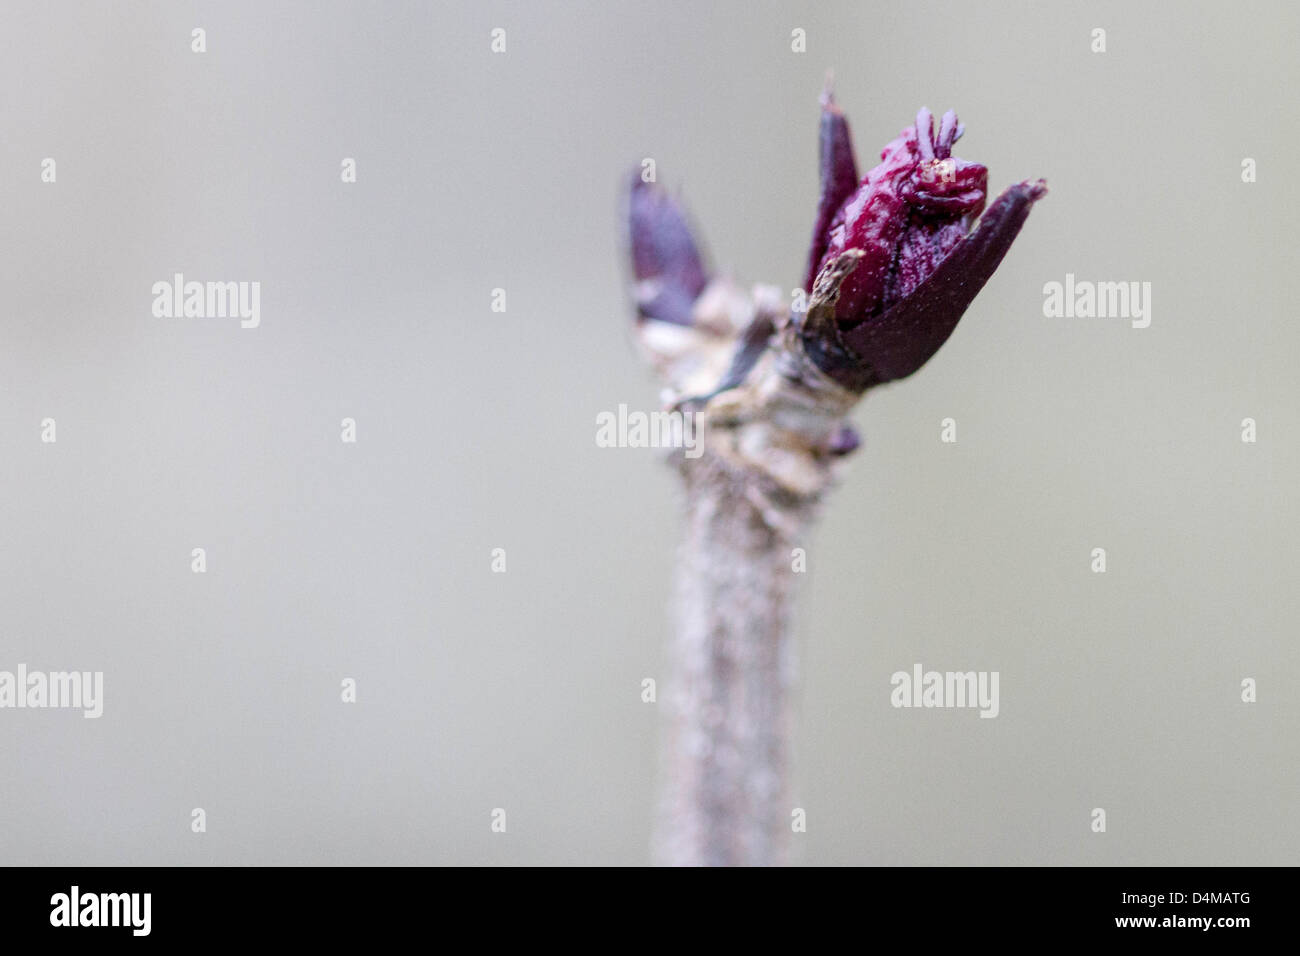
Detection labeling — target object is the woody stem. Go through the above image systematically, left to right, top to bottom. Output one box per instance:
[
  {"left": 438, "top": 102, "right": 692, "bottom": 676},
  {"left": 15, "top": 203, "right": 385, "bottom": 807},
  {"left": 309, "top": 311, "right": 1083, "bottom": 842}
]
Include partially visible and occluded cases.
[{"left": 653, "top": 455, "right": 812, "bottom": 866}]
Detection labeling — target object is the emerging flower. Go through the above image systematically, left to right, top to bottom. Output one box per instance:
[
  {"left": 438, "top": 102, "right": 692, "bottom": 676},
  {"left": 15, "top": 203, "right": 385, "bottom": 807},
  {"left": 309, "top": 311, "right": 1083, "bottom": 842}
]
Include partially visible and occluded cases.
[
  {"left": 803, "top": 91, "right": 1046, "bottom": 390},
  {"left": 812, "top": 106, "right": 987, "bottom": 318}
]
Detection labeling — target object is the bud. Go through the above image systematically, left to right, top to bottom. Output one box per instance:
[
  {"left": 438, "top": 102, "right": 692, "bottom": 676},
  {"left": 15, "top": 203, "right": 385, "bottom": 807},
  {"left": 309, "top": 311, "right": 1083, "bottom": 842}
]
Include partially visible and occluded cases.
[
  {"left": 803, "top": 100, "right": 1045, "bottom": 390},
  {"left": 814, "top": 106, "right": 988, "bottom": 321},
  {"left": 627, "top": 173, "right": 710, "bottom": 327}
]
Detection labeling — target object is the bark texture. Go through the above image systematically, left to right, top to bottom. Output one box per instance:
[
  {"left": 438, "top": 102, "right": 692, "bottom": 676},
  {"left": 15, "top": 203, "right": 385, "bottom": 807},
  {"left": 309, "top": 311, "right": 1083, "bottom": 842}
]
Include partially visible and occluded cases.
[
  {"left": 644, "top": 272, "right": 860, "bottom": 866},
  {"left": 654, "top": 457, "right": 809, "bottom": 866}
]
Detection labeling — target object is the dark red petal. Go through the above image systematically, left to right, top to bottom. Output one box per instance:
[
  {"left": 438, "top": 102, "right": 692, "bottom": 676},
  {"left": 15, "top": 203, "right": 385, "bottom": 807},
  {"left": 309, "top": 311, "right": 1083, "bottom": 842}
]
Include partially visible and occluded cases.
[
  {"left": 803, "top": 86, "right": 860, "bottom": 292},
  {"left": 627, "top": 173, "right": 709, "bottom": 326},
  {"left": 840, "top": 179, "right": 1047, "bottom": 384},
  {"left": 828, "top": 185, "right": 910, "bottom": 320},
  {"left": 884, "top": 216, "right": 967, "bottom": 306}
]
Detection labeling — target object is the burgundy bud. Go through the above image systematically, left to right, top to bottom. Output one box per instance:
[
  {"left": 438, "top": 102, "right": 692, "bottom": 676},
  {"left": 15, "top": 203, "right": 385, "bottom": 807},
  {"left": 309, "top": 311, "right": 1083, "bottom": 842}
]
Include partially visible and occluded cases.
[
  {"left": 802, "top": 100, "right": 1045, "bottom": 390},
  {"left": 815, "top": 107, "right": 989, "bottom": 323},
  {"left": 627, "top": 173, "right": 710, "bottom": 327}
]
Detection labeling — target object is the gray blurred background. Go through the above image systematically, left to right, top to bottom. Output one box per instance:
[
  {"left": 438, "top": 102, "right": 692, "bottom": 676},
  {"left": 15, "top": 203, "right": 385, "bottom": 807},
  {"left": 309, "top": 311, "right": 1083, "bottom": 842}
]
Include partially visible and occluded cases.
[{"left": 1, "top": 0, "right": 1297, "bottom": 865}]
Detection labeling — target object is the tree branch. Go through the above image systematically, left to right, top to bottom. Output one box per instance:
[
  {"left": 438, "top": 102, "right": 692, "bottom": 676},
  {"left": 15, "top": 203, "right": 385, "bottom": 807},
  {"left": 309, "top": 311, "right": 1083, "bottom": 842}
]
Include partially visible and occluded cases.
[{"left": 626, "top": 89, "right": 1045, "bottom": 865}]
